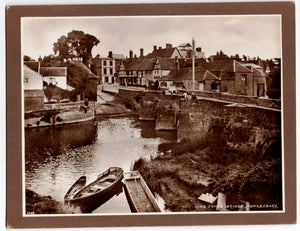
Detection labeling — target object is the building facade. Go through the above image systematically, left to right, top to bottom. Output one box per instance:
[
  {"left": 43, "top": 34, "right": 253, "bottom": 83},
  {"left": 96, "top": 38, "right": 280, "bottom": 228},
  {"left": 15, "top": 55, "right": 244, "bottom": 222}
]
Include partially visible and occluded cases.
[
  {"left": 93, "top": 55, "right": 118, "bottom": 85},
  {"left": 23, "top": 65, "right": 44, "bottom": 111}
]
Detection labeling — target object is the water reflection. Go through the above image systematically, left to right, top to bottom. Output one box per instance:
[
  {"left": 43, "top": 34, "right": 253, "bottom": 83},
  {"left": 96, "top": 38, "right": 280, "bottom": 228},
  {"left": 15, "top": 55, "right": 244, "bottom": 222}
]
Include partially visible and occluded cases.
[{"left": 25, "top": 115, "right": 177, "bottom": 213}]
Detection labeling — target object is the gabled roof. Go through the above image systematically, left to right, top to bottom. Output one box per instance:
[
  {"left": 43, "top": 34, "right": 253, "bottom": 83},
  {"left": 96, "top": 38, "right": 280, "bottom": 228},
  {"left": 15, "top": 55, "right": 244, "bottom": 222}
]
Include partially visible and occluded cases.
[
  {"left": 178, "top": 43, "right": 192, "bottom": 47},
  {"left": 147, "top": 47, "right": 182, "bottom": 58},
  {"left": 122, "top": 57, "right": 176, "bottom": 71},
  {"left": 155, "top": 57, "right": 177, "bottom": 70},
  {"left": 203, "top": 60, "right": 252, "bottom": 74},
  {"left": 24, "top": 61, "right": 39, "bottom": 72},
  {"left": 73, "top": 62, "right": 97, "bottom": 79},
  {"left": 24, "top": 65, "right": 42, "bottom": 79},
  {"left": 161, "top": 65, "right": 219, "bottom": 82},
  {"left": 40, "top": 67, "right": 67, "bottom": 76},
  {"left": 253, "top": 67, "right": 267, "bottom": 77}
]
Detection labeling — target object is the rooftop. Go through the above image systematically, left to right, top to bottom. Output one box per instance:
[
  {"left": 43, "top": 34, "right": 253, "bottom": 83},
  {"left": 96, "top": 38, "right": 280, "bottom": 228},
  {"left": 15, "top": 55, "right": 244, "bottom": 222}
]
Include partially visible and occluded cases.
[{"left": 40, "top": 67, "right": 67, "bottom": 76}]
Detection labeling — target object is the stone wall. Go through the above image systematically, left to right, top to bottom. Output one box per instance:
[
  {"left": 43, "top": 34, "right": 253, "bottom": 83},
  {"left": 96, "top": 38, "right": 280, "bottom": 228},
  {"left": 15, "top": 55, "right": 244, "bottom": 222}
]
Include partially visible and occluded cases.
[
  {"left": 118, "top": 88, "right": 144, "bottom": 111},
  {"left": 24, "top": 90, "right": 44, "bottom": 112},
  {"left": 192, "top": 90, "right": 281, "bottom": 109},
  {"left": 139, "top": 92, "right": 160, "bottom": 120},
  {"left": 155, "top": 94, "right": 181, "bottom": 130},
  {"left": 178, "top": 99, "right": 281, "bottom": 154}
]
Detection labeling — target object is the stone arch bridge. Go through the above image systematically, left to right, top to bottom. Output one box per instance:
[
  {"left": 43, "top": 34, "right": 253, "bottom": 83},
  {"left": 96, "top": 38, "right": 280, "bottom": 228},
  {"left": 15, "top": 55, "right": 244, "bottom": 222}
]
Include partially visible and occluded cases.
[{"left": 118, "top": 89, "right": 281, "bottom": 159}]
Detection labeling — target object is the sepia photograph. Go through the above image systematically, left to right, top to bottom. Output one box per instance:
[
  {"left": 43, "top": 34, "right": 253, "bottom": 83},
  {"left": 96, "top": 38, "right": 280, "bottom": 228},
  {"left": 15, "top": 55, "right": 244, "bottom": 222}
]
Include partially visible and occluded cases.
[
  {"left": 5, "top": 1, "right": 296, "bottom": 229},
  {"left": 22, "top": 14, "right": 283, "bottom": 215}
]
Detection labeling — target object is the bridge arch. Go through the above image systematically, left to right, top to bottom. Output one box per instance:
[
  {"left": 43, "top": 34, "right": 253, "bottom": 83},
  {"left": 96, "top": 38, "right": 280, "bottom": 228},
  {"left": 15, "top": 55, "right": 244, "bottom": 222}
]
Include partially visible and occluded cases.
[{"left": 257, "top": 136, "right": 281, "bottom": 160}]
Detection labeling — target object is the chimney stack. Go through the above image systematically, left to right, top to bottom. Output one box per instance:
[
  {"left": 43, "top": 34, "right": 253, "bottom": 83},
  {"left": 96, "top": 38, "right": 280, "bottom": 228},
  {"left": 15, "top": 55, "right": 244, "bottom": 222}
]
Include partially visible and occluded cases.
[
  {"left": 166, "top": 43, "right": 172, "bottom": 49},
  {"left": 153, "top": 45, "right": 157, "bottom": 51},
  {"left": 159, "top": 46, "right": 162, "bottom": 50},
  {"left": 196, "top": 47, "right": 202, "bottom": 52},
  {"left": 140, "top": 48, "right": 144, "bottom": 58},
  {"left": 129, "top": 50, "right": 133, "bottom": 60},
  {"left": 108, "top": 51, "right": 113, "bottom": 58}
]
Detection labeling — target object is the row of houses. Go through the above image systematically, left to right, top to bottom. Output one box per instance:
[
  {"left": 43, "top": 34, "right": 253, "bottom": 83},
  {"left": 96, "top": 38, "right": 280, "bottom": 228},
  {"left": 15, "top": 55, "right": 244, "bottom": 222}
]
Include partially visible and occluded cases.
[{"left": 92, "top": 43, "right": 267, "bottom": 97}]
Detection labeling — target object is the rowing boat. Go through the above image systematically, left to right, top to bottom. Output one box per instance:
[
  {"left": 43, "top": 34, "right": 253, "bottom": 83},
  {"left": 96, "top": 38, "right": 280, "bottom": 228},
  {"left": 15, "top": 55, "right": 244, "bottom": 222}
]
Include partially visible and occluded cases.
[
  {"left": 64, "top": 167, "right": 123, "bottom": 212},
  {"left": 64, "top": 176, "right": 86, "bottom": 202}
]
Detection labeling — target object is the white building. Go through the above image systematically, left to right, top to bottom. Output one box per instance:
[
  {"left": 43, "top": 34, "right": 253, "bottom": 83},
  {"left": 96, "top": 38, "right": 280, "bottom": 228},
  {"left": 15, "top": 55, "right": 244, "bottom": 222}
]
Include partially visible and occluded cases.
[{"left": 40, "top": 67, "right": 67, "bottom": 89}]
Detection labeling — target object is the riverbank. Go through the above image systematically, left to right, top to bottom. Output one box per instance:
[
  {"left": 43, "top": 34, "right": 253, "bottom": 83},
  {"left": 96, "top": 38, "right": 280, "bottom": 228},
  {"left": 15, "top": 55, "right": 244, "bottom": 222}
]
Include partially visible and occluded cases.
[
  {"left": 133, "top": 138, "right": 282, "bottom": 212},
  {"left": 26, "top": 189, "right": 80, "bottom": 214}
]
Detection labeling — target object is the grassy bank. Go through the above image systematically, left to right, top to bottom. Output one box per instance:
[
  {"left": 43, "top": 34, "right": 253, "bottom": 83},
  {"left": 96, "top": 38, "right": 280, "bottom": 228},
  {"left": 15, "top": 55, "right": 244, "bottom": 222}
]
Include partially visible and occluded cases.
[
  {"left": 133, "top": 137, "right": 282, "bottom": 212},
  {"left": 26, "top": 189, "right": 80, "bottom": 214}
]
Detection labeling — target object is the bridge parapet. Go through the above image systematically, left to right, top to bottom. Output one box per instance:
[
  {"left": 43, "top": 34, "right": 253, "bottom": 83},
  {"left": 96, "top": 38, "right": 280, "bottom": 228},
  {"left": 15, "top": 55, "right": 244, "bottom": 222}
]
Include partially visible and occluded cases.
[
  {"left": 192, "top": 91, "right": 281, "bottom": 110},
  {"left": 178, "top": 99, "right": 281, "bottom": 156}
]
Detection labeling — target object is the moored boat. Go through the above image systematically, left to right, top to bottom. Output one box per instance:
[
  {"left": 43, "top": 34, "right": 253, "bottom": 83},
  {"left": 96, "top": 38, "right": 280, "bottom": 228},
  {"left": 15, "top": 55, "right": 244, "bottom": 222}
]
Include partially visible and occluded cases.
[
  {"left": 65, "top": 167, "right": 123, "bottom": 212},
  {"left": 123, "top": 171, "right": 161, "bottom": 213},
  {"left": 64, "top": 176, "right": 87, "bottom": 202}
]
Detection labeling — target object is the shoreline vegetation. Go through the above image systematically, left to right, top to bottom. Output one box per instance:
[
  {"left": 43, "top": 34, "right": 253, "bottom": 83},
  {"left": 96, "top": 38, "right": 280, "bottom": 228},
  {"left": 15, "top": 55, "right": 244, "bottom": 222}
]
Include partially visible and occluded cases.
[
  {"left": 133, "top": 137, "right": 282, "bottom": 212},
  {"left": 26, "top": 189, "right": 80, "bottom": 214}
]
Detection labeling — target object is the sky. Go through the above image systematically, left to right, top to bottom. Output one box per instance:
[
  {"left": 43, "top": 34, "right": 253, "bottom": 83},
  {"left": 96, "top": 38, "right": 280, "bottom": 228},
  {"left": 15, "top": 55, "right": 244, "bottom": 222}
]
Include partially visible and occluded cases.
[{"left": 22, "top": 15, "right": 281, "bottom": 61}]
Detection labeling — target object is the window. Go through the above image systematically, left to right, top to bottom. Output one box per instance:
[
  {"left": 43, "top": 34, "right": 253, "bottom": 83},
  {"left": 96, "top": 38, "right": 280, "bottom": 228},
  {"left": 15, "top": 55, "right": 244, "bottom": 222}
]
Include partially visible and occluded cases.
[
  {"left": 103, "top": 61, "right": 107, "bottom": 66},
  {"left": 110, "top": 61, "right": 113, "bottom": 66},
  {"left": 104, "top": 68, "right": 107, "bottom": 74},
  {"left": 110, "top": 68, "right": 113, "bottom": 75},
  {"left": 242, "top": 74, "right": 247, "bottom": 86},
  {"left": 24, "top": 77, "right": 28, "bottom": 83},
  {"left": 105, "top": 77, "right": 109, "bottom": 83},
  {"left": 161, "top": 82, "right": 167, "bottom": 87},
  {"left": 211, "top": 83, "right": 218, "bottom": 90}
]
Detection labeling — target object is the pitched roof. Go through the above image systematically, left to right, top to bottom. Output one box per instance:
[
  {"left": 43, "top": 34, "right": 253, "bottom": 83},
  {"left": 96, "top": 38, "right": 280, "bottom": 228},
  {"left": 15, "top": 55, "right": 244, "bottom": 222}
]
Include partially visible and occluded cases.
[
  {"left": 178, "top": 43, "right": 192, "bottom": 47},
  {"left": 147, "top": 47, "right": 181, "bottom": 58},
  {"left": 112, "top": 54, "right": 125, "bottom": 60},
  {"left": 122, "top": 57, "right": 176, "bottom": 71},
  {"left": 155, "top": 57, "right": 177, "bottom": 70},
  {"left": 203, "top": 60, "right": 252, "bottom": 73},
  {"left": 24, "top": 61, "right": 39, "bottom": 72},
  {"left": 72, "top": 61, "right": 97, "bottom": 79},
  {"left": 24, "top": 65, "right": 42, "bottom": 79},
  {"left": 161, "top": 65, "right": 219, "bottom": 82},
  {"left": 40, "top": 67, "right": 67, "bottom": 76}
]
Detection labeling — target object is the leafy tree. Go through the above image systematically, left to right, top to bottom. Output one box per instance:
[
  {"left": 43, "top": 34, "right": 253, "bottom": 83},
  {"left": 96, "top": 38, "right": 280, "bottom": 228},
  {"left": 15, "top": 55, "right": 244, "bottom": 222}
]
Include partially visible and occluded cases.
[
  {"left": 53, "top": 30, "right": 100, "bottom": 65},
  {"left": 24, "top": 55, "right": 34, "bottom": 61}
]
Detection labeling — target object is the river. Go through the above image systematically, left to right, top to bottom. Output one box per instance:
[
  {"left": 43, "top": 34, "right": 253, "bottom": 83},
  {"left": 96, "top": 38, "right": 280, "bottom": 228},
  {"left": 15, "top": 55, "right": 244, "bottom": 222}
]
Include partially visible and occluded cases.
[{"left": 25, "top": 115, "right": 177, "bottom": 213}]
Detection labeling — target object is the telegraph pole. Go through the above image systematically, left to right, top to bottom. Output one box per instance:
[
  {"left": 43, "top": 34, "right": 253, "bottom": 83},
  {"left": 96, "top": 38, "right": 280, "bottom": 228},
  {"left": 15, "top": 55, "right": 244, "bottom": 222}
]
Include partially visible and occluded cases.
[{"left": 192, "top": 37, "right": 195, "bottom": 92}]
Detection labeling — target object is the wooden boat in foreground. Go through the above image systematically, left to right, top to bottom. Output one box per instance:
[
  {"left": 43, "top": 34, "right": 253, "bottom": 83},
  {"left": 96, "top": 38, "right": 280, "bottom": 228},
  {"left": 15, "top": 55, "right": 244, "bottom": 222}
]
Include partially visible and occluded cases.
[
  {"left": 64, "top": 167, "right": 123, "bottom": 211},
  {"left": 123, "top": 171, "right": 161, "bottom": 213},
  {"left": 64, "top": 176, "right": 87, "bottom": 202}
]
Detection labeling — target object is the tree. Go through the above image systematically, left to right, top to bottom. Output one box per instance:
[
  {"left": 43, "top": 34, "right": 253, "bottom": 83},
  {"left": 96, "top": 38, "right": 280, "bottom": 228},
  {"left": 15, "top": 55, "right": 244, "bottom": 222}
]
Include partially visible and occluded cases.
[
  {"left": 53, "top": 30, "right": 100, "bottom": 65},
  {"left": 23, "top": 55, "right": 34, "bottom": 61}
]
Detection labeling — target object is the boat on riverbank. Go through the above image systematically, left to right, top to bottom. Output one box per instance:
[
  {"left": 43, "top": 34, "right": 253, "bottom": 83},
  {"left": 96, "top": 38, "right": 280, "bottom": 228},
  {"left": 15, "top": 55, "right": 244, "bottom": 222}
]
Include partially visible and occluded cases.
[
  {"left": 65, "top": 167, "right": 123, "bottom": 212},
  {"left": 123, "top": 171, "right": 161, "bottom": 213}
]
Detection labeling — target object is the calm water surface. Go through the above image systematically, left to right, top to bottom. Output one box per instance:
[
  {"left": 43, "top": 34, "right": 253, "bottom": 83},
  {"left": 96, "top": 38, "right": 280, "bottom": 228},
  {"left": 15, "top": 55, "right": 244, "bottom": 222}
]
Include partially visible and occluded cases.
[{"left": 25, "top": 115, "right": 177, "bottom": 213}]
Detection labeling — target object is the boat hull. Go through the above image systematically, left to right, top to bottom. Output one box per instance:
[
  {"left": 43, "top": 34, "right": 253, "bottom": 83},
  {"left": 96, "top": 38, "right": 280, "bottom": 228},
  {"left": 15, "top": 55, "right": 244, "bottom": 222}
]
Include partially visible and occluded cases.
[
  {"left": 65, "top": 167, "right": 123, "bottom": 213},
  {"left": 123, "top": 171, "right": 161, "bottom": 213}
]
